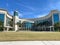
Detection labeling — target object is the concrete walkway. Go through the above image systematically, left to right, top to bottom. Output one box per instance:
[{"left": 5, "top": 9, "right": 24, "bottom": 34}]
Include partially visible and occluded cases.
[{"left": 0, "top": 41, "right": 60, "bottom": 45}]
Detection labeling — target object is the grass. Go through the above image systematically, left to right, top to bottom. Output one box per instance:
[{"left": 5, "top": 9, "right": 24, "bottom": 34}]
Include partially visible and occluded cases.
[{"left": 0, "top": 31, "right": 60, "bottom": 41}]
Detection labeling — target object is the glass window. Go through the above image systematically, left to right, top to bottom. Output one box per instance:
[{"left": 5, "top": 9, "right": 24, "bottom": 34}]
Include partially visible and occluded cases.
[
  {"left": 53, "top": 13, "right": 59, "bottom": 23},
  {"left": 0, "top": 14, "right": 5, "bottom": 22},
  {"left": 6, "top": 16, "right": 11, "bottom": 26},
  {"left": 22, "top": 21, "right": 32, "bottom": 30}
]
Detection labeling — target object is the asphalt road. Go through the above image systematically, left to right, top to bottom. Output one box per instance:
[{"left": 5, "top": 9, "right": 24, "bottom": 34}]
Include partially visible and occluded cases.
[{"left": 0, "top": 41, "right": 60, "bottom": 45}]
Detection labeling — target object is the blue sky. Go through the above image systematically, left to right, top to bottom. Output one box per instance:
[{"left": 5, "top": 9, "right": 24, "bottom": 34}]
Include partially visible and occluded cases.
[{"left": 0, "top": 0, "right": 60, "bottom": 18}]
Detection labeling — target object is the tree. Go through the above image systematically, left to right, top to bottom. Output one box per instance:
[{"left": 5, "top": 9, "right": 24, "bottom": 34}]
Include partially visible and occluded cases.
[
  {"left": 0, "top": 20, "right": 4, "bottom": 31},
  {"left": 54, "top": 22, "right": 60, "bottom": 31}
]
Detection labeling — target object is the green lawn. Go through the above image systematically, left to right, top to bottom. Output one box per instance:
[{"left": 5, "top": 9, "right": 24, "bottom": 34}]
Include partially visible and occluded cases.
[{"left": 0, "top": 31, "right": 60, "bottom": 41}]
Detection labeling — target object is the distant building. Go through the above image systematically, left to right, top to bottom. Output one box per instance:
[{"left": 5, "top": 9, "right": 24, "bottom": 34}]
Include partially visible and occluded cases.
[{"left": 0, "top": 9, "right": 60, "bottom": 31}]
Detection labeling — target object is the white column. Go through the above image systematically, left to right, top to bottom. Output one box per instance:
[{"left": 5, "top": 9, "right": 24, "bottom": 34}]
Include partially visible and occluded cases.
[
  {"left": 52, "top": 13, "right": 54, "bottom": 25},
  {"left": 13, "top": 16, "right": 19, "bottom": 31},
  {"left": 15, "top": 25, "right": 18, "bottom": 31},
  {"left": 50, "top": 26, "right": 51, "bottom": 31},
  {"left": 53, "top": 26, "right": 54, "bottom": 31},
  {"left": 7, "top": 27, "right": 9, "bottom": 31}
]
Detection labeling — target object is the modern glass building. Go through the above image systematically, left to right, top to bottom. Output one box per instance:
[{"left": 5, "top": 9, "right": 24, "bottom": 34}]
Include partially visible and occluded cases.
[{"left": 0, "top": 9, "right": 60, "bottom": 31}]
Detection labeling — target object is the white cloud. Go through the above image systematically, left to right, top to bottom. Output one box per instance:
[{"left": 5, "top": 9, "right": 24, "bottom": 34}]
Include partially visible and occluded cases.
[
  {"left": 49, "top": 1, "right": 60, "bottom": 10},
  {"left": 6, "top": 3, "right": 9, "bottom": 7},
  {"left": 16, "top": 3, "right": 35, "bottom": 11},
  {"left": 9, "top": 11, "right": 13, "bottom": 15},
  {"left": 9, "top": 11, "right": 23, "bottom": 18},
  {"left": 18, "top": 12, "right": 23, "bottom": 17},
  {"left": 22, "top": 12, "right": 34, "bottom": 15},
  {"left": 35, "top": 14, "right": 47, "bottom": 18}
]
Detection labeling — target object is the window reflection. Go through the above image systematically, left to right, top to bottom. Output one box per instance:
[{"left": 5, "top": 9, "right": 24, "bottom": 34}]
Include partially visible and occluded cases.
[{"left": 53, "top": 13, "right": 59, "bottom": 23}]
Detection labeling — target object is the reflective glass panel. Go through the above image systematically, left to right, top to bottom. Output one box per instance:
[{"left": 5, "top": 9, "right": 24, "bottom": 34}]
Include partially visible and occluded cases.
[{"left": 53, "top": 13, "right": 59, "bottom": 23}]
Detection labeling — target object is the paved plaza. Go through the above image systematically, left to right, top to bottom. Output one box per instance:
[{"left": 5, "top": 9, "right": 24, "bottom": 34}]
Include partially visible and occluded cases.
[{"left": 0, "top": 41, "right": 60, "bottom": 45}]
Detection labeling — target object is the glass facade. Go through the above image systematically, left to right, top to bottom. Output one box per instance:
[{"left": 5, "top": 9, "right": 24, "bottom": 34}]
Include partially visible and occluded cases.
[
  {"left": 0, "top": 10, "right": 59, "bottom": 31},
  {"left": 14, "top": 11, "right": 18, "bottom": 16},
  {"left": 53, "top": 13, "right": 59, "bottom": 23},
  {"left": 0, "top": 14, "right": 5, "bottom": 22},
  {"left": 0, "top": 14, "right": 5, "bottom": 31},
  {"left": 6, "top": 16, "right": 11, "bottom": 26},
  {"left": 33, "top": 16, "right": 52, "bottom": 31},
  {"left": 34, "top": 16, "right": 52, "bottom": 26},
  {"left": 22, "top": 21, "right": 33, "bottom": 30}
]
